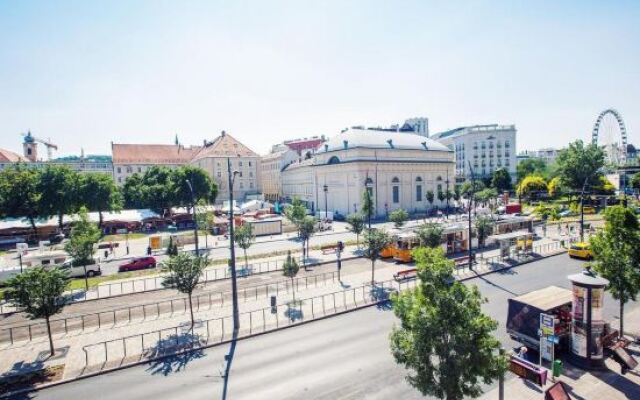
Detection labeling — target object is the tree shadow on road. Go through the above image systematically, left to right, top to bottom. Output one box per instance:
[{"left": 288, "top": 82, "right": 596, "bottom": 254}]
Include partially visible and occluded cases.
[
  {"left": 476, "top": 274, "right": 519, "bottom": 296},
  {"left": 221, "top": 329, "right": 239, "bottom": 400},
  {"left": 145, "top": 332, "right": 206, "bottom": 376},
  {"left": 0, "top": 359, "right": 49, "bottom": 399}
]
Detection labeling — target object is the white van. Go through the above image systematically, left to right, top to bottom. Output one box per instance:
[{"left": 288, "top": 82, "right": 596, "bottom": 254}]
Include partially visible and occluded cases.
[{"left": 59, "top": 259, "right": 102, "bottom": 278}]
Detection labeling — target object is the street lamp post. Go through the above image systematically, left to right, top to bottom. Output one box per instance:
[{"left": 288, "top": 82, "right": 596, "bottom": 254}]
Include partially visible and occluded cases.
[
  {"left": 227, "top": 158, "right": 240, "bottom": 333},
  {"left": 467, "top": 161, "right": 477, "bottom": 270},
  {"left": 445, "top": 169, "right": 450, "bottom": 220},
  {"left": 580, "top": 176, "right": 589, "bottom": 243},
  {"left": 185, "top": 179, "right": 199, "bottom": 256},
  {"left": 365, "top": 180, "right": 373, "bottom": 229},
  {"left": 323, "top": 184, "right": 328, "bottom": 220}
]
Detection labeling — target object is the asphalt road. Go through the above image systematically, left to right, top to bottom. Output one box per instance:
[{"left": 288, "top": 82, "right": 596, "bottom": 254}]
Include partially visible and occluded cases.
[{"left": 27, "top": 254, "right": 638, "bottom": 400}]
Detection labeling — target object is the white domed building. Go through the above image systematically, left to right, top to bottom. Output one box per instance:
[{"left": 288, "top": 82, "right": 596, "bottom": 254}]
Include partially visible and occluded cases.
[{"left": 281, "top": 128, "right": 454, "bottom": 218}]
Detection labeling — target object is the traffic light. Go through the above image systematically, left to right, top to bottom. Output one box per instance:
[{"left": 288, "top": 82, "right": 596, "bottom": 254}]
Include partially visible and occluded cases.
[{"left": 337, "top": 241, "right": 344, "bottom": 251}]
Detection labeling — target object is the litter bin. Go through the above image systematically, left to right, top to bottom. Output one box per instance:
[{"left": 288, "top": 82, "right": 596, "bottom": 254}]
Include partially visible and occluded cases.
[{"left": 553, "top": 359, "right": 563, "bottom": 378}]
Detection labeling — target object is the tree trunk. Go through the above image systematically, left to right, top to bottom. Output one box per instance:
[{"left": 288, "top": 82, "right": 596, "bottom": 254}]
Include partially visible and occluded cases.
[
  {"left": 98, "top": 210, "right": 104, "bottom": 228},
  {"left": 58, "top": 212, "right": 64, "bottom": 230},
  {"left": 29, "top": 216, "right": 38, "bottom": 241},
  {"left": 356, "top": 234, "right": 359, "bottom": 249},
  {"left": 243, "top": 249, "right": 248, "bottom": 270},
  {"left": 371, "top": 260, "right": 375, "bottom": 286},
  {"left": 83, "top": 263, "right": 89, "bottom": 291},
  {"left": 291, "top": 277, "right": 296, "bottom": 302},
  {"left": 188, "top": 293, "right": 195, "bottom": 333},
  {"left": 620, "top": 299, "right": 624, "bottom": 337},
  {"left": 45, "top": 315, "right": 55, "bottom": 356}
]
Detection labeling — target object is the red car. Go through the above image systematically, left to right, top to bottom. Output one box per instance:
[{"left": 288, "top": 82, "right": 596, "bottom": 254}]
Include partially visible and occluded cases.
[{"left": 118, "top": 256, "right": 157, "bottom": 272}]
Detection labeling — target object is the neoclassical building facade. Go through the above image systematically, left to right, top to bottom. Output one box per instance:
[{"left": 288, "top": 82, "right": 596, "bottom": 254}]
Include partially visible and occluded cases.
[{"left": 281, "top": 128, "right": 454, "bottom": 218}]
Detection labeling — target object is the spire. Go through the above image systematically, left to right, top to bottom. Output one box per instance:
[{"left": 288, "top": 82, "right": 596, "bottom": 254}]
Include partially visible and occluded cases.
[{"left": 174, "top": 133, "right": 179, "bottom": 146}]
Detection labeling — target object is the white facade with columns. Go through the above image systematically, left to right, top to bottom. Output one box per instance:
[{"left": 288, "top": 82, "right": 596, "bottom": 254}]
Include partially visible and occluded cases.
[{"left": 281, "top": 128, "right": 454, "bottom": 218}]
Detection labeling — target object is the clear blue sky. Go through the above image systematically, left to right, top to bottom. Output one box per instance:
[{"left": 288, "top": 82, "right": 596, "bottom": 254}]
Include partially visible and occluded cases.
[{"left": 1, "top": 0, "right": 639, "bottom": 157}]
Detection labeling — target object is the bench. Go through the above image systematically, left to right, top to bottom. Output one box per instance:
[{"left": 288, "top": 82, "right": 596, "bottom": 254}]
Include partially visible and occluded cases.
[
  {"left": 321, "top": 245, "right": 337, "bottom": 254},
  {"left": 453, "top": 256, "right": 470, "bottom": 266},
  {"left": 393, "top": 268, "right": 417, "bottom": 281}
]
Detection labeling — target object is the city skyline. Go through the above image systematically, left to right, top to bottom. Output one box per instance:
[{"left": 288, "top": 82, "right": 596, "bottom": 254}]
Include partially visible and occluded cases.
[{"left": 1, "top": 1, "right": 639, "bottom": 157}]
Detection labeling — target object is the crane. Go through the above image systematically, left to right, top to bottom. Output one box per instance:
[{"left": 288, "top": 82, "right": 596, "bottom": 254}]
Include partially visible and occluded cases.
[{"left": 21, "top": 131, "right": 58, "bottom": 160}]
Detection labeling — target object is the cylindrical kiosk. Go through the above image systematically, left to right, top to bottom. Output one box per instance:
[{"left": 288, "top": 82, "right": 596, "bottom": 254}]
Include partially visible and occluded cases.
[{"left": 567, "top": 266, "right": 609, "bottom": 370}]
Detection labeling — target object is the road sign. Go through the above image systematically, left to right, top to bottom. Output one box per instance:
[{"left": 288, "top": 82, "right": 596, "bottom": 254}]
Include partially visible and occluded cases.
[{"left": 540, "top": 313, "right": 555, "bottom": 336}]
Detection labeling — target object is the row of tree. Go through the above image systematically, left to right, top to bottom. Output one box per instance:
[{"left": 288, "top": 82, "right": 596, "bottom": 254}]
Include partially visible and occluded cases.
[
  {"left": 0, "top": 163, "right": 218, "bottom": 238},
  {"left": 0, "top": 164, "right": 120, "bottom": 233},
  {"left": 122, "top": 165, "right": 218, "bottom": 216}
]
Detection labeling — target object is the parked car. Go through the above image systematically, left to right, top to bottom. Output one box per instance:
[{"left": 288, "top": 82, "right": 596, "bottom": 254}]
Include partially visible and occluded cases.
[
  {"left": 558, "top": 210, "right": 576, "bottom": 217},
  {"left": 568, "top": 242, "right": 593, "bottom": 260},
  {"left": 118, "top": 256, "right": 157, "bottom": 272}
]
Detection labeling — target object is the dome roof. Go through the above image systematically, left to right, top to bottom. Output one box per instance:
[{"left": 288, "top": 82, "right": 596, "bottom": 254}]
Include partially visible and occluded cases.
[{"left": 322, "top": 128, "right": 450, "bottom": 153}]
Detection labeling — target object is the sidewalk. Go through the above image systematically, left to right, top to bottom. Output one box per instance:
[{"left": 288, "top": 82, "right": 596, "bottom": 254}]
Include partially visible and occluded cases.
[{"left": 480, "top": 307, "right": 640, "bottom": 400}]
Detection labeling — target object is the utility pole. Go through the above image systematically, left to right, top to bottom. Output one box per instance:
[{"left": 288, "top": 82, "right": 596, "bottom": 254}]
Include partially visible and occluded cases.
[
  {"left": 227, "top": 158, "right": 240, "bottom": 333},
  {"left": 186, "top": 179, "right": 199, "bottom": 256},
  {"left": 323, "top": 184, "right": 328, "bottom": 220}
]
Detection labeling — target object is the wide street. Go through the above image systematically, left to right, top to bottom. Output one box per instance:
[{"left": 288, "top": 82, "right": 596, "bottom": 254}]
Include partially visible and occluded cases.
[{"left": 27, "top": 253, "right": 639, "bottom": 400}]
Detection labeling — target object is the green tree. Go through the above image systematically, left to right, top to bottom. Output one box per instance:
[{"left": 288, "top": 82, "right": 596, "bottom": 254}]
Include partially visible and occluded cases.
[
  {"left": 556, "top": 140, "right": 605, "bottom": 191},
  {"left": 516, "top": 158, "right": 547, "bottom": 183},
  {"left": 0, "top": 164, "right": 41, "bottom": 238},
  {"left": 38, "top": 165, "right": 79, "bottom": 229},
  {"left": 171, "top": 165, "right": 218, "bottom": 212},
  {"left": 135, "top": 166, "right": 175, "bottom": 216},
  {"left": 491, "top": 168, "right": 512, "bottom": 192},
  {"left": 631, "top": 172, "right": 640, "bottom": 191},
  {"left": 80, "top": 173, "right": 122, "bottom": 227},
  {"left": 122, "top": 173, "right": 145, "bottom": 209},
  {"left": 516, "top": 175, "right": 547, "bottom": 201},
  {"left": 547, "top": 176, "right": 563, "bottom": 198},
  {"left": 460, "top": 180, "right": 485, "bottom": 198},
  {"left": 453, "top": 185, "right": 461, "bottom": 201},
  {"left": 361, "top": 188, "right": 375, "bottom": 227},
  {"left": 474, "top": 188, "right": 498, "bottom": 207},
  {"left": 425, "top": 190, "right": 435, "bottom": 208},
  {"left": 437, "top": 190, "right": 445, "bottom": 203},
  {"left": 284, "top": 197, "right": 307, "bottom": 235},
  {"left": 590, "top": 206, "right": 640, "bottom": 335},
  {"left": 64, "top": 207, "right": 101, "bottom": 290},
  {"left": 388, "top": 208, "right": 409, "bottom": 229},
  {"left": 346, "top": 213, "right": 365, "bottom": 248},
  {"left": 298, "top": 216, "right": 316, "bottom": 265},
  {"left": 475, "top": 216, "right": 494, "bottom": 249},
  {"left": 417, "top": 222, "right": 443, "bottom": 248},
  {"left": 234, "top": 223, "right": 255, "bottom": 271},
  {"left": 363, "top": 228, "right": 391, "bottom": 285},
  {"left": 166, "top": 236, "right": 179, "bottom": 256},
  {"left": 390, "top": 247, "right": 506, "bottom": 400},
  {"left": 282, "top": 250, "right": 300, "bottom": 303},
  {"left": 161, "top": 253, "right": 208, "bottom": 331},
  {"left": 6, "top": 267, "right": 69, "bottom": 356}
]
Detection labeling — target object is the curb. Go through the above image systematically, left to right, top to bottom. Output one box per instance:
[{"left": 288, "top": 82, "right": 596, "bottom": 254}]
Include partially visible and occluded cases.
[
  {"left": 457, "top": 249, "right": 567, "bottom": 282},
  {"left": 0, "top": 298, "right": 383, "bottom": 399}
]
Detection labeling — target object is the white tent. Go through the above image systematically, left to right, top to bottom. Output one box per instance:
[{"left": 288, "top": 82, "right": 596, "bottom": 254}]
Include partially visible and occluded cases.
[{"left": 240, "top": 199, "right": 273, "bottom": 213}]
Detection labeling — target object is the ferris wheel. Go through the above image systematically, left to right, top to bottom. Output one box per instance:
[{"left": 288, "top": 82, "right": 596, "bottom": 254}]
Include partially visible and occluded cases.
[{"left": 592, "top": 109, "right": 628, "bottom": 165}]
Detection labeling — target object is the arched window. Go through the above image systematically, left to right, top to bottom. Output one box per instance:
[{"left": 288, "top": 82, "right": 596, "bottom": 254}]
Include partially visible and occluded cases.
[
  {"left": 327, "top": 156, "right": 340, "bottom": 165},
  {"left": 415, "top": 176, "right": 423, "bottom": 182},
  {"left": 436, "top": 176, "right": 442, "bottom": 181},
  {"left": 364, "top": 177, "right": 374, "bottom": 197},
  {"left": 392, "top": 177, "right": 400, "bottom": 203}
]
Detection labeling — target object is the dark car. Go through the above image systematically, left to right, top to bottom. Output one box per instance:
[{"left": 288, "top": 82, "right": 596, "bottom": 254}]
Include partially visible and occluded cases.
[{"left": 118, "top": 256, "right": 157, "bottom": 272}]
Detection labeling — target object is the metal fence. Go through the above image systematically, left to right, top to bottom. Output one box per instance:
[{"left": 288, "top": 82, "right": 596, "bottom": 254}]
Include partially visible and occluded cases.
[
  {"left": 0, "top": 256, "right": 307, "bottom": 316},
  {"left": 0, "top": 270, "right": 340, "bottom": 346},
  {"left": 81, "top": 278, "right": 405, "bottom": 373}
]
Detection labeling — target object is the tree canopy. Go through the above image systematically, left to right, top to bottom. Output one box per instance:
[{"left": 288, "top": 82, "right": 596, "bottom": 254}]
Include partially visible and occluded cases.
[
  {"left": 556, "top": 140, "right": 605, "bottom": 191},
  {"left": 516, "top": 158, "right": 547, "bottom": 182},
  {"left": 0, "top": 164, "right": 42, "bottom": 235},
  {"left": 38, "top": 165, "right": 79, "bottom": 228},
  {"left": 490, "top": 168, "right": 512, "bottom": 192},
  {"left": 516, "top": 175, "right": 547, "bottom": 199},
  {"left": 590, "top": 205, "right": 640, "bottom": 335},
  {"left": 388, "top": 208, "right": 409, "bottom": 229},
  {"left": 417, "top": 222, "right": 443, "bottom": 248},
  {"left": 363, "top": 228, "right": 391, "bottom": 284},
  {"left": 390, "top": 247, "right": 505, "bottom": 400},
  {"left": 162, "top": 253, "right": 208, "bottom": 331},
  {"left": 6, "top": 267, "right": 69, "bottom": 356}
]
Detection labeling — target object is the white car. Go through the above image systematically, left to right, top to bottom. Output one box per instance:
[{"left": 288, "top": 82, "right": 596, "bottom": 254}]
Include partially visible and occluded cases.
[{"left": 58, "top": 259, "right": 102, "bottom": 278}]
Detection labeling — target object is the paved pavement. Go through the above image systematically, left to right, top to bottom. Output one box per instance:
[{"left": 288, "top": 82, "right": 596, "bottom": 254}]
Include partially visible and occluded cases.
[{"left": 20, "top": 252, "right": 639, "bottom": 400}]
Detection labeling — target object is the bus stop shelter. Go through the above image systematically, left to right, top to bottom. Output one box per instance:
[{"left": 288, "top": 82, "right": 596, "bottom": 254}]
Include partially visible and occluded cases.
[{"left": 488, "top": 230, "right": 534, "bottom": 261}]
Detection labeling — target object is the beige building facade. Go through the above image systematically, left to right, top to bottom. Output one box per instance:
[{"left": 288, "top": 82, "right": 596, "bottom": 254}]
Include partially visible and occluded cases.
[{"left": 281, "top": 128, "right": 454, "bottom": 218}]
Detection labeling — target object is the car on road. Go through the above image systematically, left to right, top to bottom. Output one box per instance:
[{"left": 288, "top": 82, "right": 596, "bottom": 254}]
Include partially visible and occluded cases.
[
  {"left": 558, "top": 210, "right": 576, "bottom": 217},
  {"left": 568, "top": 242, "right": 592, "bottom": 260},
  {"left": 118, "top": 256, "right": 157, "bottom": 272},
  {"left": 60, "top": 259, "right": 102, "bottom": 278}
]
